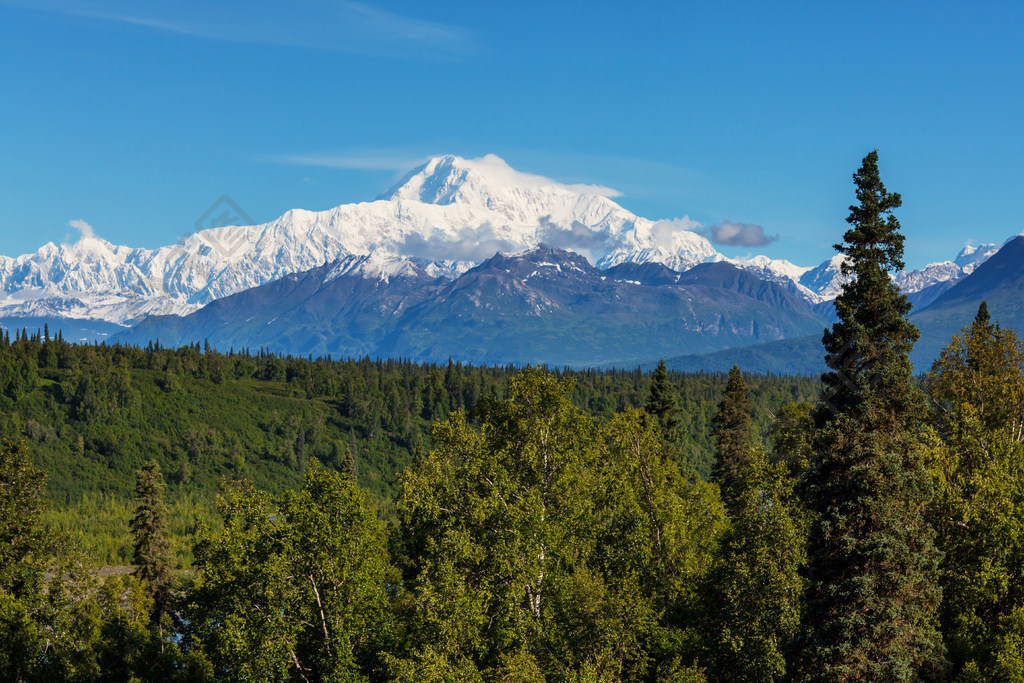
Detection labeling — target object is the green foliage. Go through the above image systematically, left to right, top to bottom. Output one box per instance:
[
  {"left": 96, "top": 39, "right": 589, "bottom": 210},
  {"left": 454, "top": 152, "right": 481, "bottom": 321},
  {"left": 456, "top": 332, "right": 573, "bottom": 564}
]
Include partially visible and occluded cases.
[
  {"left": 798, "top": 151, "right": 945, "bottom": 680},
  {"left": 926, "top": 302, "right": 1024, "bottom": 679},
  {"left": 0, "top": 326, "right": 1020, "bottom": 679},
  {"left": 0, "top": 329, "right": 816, "bottom": 569},
  {"left": 646, "top": 359, "right": 682, "bottom": 445},
  {"left": 710, "top": 366, "right": 754, "bottom": 507},
  {"left": 391, "top": 369, "right": 727, "bottom": 679},
  {"left": 704, "top": 375, "right": 806, "bottom": 682},
  {"left": 767, "top": 401, "right": 813, "bottom": 480},
  {"left": 0, "top": 437, "right": 188, "bottom": 680},
  {"left": 0, "top": 440, "right": 48, "bottom": 600},
  {"left": 705, "top": 449, "right": 805, "bottom": 682},
  {"left": 131, "top": 460, "right": 172, "bottom": 624},
  {"left": 187, "top": 462, "right": 392, "bottom": 681},
  {"left": 0, "top": 587, "right": 43, "bottom": 681},
  {"left": 992, "top": 606, "right": 1024, "bottom": 680}
]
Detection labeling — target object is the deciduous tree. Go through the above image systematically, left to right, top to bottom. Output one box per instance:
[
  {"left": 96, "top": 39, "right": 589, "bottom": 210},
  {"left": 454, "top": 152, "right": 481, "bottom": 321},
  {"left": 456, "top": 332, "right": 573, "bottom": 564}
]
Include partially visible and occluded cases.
[
  {"left": 927, "top": 302, "right": 1024, "bottom": 678},
  {"left": 187, "top": 463, "right": 392, "bottom": 681}
]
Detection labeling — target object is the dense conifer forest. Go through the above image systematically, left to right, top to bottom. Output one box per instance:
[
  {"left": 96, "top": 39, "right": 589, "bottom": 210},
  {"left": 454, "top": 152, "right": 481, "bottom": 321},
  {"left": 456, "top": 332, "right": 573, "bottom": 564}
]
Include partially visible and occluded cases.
[
  {"left": 1, "top": 153, "right": 1023, "bottom": 680},
  {"left": 0, "top": 328, "right": 815, "bottom": 568}
]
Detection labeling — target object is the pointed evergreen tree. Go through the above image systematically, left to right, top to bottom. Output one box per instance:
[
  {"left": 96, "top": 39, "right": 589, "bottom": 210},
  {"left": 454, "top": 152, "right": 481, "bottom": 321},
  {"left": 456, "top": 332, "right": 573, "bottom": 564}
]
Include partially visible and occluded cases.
[
  {"left": 797, "top": 151, "right": 944, "bottom": 680},
  {"left": 646, "top": 358, "right": 682, "bottom": 444},
  {"left": 711, "top": 365, "right": 755, "bottom": 505},
  {"left": 706, "top": 367, "right": 806, "bottom": 680},
  {"left": 344, "top": 443, "right": 358, "bottom": 483},
  {"left": 130, "top": 460, "right": 172, "bottom": 627}
]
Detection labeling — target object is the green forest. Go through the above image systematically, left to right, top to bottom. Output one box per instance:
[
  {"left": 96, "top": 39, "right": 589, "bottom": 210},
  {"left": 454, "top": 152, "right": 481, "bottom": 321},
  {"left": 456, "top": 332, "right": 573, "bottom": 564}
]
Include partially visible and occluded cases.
[
  {"left": 2, "top": 152, "right": 1023, "bottom": 681},
  {"left": 0, "top": 327, "right": 815, "bottom": 569}
]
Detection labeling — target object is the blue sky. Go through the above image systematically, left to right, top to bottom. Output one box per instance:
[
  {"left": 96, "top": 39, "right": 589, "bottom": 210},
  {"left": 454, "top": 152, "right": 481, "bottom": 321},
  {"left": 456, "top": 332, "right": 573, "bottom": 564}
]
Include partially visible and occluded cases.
[{"left": 1, "top": 0, "right": 1022, "bottom": 269}]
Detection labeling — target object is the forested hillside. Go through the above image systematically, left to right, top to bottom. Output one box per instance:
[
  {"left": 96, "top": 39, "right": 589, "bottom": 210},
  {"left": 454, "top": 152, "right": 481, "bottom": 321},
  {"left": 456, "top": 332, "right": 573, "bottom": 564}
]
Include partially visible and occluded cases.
[
  {"left": 2, "top": 300, "right": 1021, "bottom": 680},
  {"left": 0, "top": 327, "right": 816, "bottom": 566}
]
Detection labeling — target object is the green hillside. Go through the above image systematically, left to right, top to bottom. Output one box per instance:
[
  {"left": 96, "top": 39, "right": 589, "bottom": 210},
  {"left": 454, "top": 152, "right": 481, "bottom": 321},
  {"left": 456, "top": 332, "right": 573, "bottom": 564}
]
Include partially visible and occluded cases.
[{"left": 0, "top": 328, "right": 818, "bottom": 567}]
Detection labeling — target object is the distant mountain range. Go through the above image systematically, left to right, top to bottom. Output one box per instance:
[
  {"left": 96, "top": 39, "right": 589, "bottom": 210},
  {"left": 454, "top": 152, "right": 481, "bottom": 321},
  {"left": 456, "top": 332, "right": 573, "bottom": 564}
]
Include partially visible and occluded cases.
[
  {"left": 2, "top": 154, "right": 1020, "bottom": 369},
  {"left": 0, "top": 155, "right": 726, "bottom": 324},
  {"left": 663, "top": 236, "right": 1024, "bottom": 374},
  {"left": 115, "top": 246, "right": 827, "bottom": 367}
]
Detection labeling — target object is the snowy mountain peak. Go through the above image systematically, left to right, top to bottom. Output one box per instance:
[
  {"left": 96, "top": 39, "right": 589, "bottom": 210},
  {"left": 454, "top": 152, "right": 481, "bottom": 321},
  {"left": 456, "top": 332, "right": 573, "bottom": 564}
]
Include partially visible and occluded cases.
[
  {"left": 378, "top": 154, "right": 622, "bottom": 209},
  {"left": 955, "top": 243, "right": 999, "bottom": 275},
  {"left": 730, "top": 254, "right": 811, "bottom": 282},
  {"left": 797, "top": 255, "right": 851, "bottom": 303},
  {"left": 894, "top": 261, "right": 961, "bottom": 293}
]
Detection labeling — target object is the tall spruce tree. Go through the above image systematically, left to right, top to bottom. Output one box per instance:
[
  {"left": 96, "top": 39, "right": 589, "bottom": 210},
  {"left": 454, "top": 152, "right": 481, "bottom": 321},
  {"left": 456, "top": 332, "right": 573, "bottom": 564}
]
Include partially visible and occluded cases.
[
  {"left": 797, "top": 151, "right": 944, "bottom": 680},
  {"left": 646, "top": 358, "right": 682, "bottom": 445},
  {"left": 711, "top": 365, "right": 755, "bottom": 505},
  {"left": 130, "top": 460, "right": 172, "bottom": 627}
]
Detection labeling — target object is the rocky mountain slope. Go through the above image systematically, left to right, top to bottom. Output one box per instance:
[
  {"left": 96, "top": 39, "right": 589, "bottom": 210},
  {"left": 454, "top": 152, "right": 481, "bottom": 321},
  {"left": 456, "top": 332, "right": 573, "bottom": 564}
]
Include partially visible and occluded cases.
[
  {"left": 664, "top": 237, "right": 1024, "bottom": 374},
  {"left": 116, "top": 245, "right": 827, "bottom": 367}
]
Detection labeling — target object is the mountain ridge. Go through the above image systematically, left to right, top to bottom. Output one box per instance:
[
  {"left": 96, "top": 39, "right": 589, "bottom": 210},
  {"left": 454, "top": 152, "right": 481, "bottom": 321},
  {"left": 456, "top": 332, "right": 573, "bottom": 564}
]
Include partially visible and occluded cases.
[
  {"left": 1, "top": 154, "right": 997, "bottom": 328},
  {"left": 662, "top": 236, "right": 1024, "bottom": 374},
  {"left": 115, "top": 245, "right": 828, "bottom": 368}
]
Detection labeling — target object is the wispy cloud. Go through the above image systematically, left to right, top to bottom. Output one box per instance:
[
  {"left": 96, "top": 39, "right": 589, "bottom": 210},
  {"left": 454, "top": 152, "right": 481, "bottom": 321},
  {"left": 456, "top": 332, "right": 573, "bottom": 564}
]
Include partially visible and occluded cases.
[
  {"left": 4, "top": 0, "right": 474, "bottom": 58},
  {"left": 491, "top": 149, "right": 708, "bottom": 204},
  {"left": 270, "top": 150, "right": 431, "bottom": 172},
  {"left": 651, "top": 217, "right": 702, "bottom": 248},
  {"left": 68, "top": 218, "right": 95, "bottom": 240},
  {"left": 704, "top": 220, "right": 778, "bottom": 247}
]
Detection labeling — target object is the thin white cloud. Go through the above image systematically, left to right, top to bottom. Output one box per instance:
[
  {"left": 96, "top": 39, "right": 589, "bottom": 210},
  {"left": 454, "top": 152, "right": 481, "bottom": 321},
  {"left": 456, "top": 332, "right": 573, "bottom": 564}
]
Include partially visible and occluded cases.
[
  {"left": 3, "top": 0, "right": 474, "bottom": 58},
  {"left": 491, "top": 149, "right": 707, "bottom": 203},
  {"left": 272, "top": 151, "right": 430, "bottom": 172},
  {"left": 459, "top": 154, "right": 622, "bottom": 198},
  {"left": 561, "top": 183, "right": 622, "bottom": 198},
  {"left": 651, "top": 217, "right": 702, "bottom": 248},
  {"left": 68, "top": 219, "right": 95, "bottom": 240}
]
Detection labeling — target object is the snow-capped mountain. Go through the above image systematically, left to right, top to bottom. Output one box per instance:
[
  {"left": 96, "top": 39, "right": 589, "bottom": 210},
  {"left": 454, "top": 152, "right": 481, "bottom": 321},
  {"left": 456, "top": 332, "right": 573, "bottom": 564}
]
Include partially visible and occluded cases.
[
  {"left": 0, "top": 152, "right": 1011, "bottom": 326},
  {"left": 0, "top": 154, "right": 724, "bottom": 324},
  {"left": 794, "top": 243, "right": 1002, "bottom": 305},
  {"left": 954, "top": 243, "right": 1000, "bottom": 275},
  {"left": 730, "top": 255, "right": 815, "bottom": 299},
  {"left": 798, "top": 255, "right": 851, "bottom": 303},
  {"left": 894, "top": 261, "right": 963, "bottom": 293}
]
